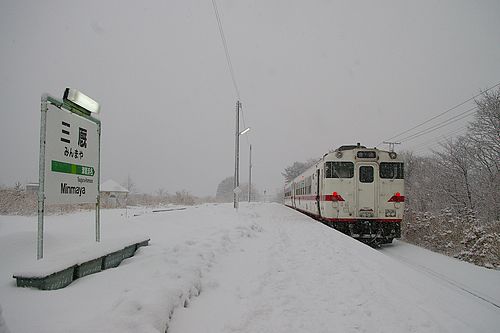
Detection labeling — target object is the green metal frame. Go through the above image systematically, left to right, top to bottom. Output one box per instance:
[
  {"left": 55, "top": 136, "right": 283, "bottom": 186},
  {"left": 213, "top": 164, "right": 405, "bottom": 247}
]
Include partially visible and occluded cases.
[{"left": 15, "top": 239, "right": 150, "bottom": 290}]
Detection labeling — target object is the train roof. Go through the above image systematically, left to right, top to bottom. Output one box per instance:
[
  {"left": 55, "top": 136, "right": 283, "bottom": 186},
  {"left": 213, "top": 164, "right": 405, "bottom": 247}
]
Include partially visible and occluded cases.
[{"left": 337, "top": 144, "right": 367, "bottom": 151}]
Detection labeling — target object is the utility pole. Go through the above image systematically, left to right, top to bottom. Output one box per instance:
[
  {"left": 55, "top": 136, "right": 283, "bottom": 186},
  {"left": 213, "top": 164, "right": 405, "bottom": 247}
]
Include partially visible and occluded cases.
[
  {"left": 233, "top": 101, "right": 251, "bottom": 209},
  {"left": 234, "top": 101, "right": 240, "bottom": 209},
  {"left": 383, "top": 141, "right": 401, "bottom": 152},
  {"left": 248, "top": 144, "right": 252, "bottom": 203}
]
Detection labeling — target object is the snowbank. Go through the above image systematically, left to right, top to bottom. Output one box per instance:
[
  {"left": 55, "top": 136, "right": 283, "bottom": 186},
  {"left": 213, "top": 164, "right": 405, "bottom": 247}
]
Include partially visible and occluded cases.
[{"left": 0, "top": 305, "right": 10, "bottom": 333}]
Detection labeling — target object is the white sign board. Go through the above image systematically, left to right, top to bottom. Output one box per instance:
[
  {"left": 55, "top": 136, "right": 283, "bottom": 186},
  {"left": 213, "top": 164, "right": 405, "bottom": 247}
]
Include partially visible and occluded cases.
[{"left": 43, "top": 104, "right": 99, "bottom": 204}]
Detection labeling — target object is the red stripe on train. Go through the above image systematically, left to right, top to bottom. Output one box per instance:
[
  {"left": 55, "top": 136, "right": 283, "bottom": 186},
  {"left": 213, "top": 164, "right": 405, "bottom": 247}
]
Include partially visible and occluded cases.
[{"left": 284, "top": 195, "right": 344, "bottom": 201}]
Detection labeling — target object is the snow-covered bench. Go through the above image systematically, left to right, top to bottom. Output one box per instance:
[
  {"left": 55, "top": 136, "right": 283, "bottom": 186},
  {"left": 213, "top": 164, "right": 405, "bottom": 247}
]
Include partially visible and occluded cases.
[{"left": 13, "top": 236, "right": 150, "bottom": 290}]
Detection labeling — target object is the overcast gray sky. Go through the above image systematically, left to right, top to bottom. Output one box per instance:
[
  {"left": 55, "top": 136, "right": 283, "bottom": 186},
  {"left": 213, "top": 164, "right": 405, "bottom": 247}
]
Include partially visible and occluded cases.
[{"left": 1, "top": 0, "right": 499, "bottom": 196}]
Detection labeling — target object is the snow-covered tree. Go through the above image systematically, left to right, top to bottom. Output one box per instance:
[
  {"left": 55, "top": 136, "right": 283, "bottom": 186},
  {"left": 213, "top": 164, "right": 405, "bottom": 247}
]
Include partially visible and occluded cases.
[
  {"left": 469, "top": 88, "right": 500, "bottom": 176},
  {"left": 401, "top": 89, "right": 500, "bottom": 268},
  {"left": 467, "top": 89, "right": 500, "bottom": 221},
  {"left": 435, "top": 137, "right": 475, "bottom": 211},
  {"left": 282, "top": 159, "right": 318, "bottom": 183},
  {"left": 123, "top": 175, "right": 137, "bottom": 194},
  {"left": 215, "top": 176, "right": 259, "bottom": 202},
  {"left": 216, "top": 177, "right": 234, "bottom": 202}
]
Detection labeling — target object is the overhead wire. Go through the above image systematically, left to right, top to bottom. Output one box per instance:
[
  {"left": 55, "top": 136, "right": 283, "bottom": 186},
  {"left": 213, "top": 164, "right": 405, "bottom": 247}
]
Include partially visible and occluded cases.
[
  {"left": 211, "top": 0, "right": 251, "bottom": 146},
  {"left": 211, "top": 0, "right": 241, "bottom": 100},
  {"left": 379, "top": 81, "right": 500, "bottom": 146},
  {"left": 398, "top": 106, "right": 477, "bottom": 143},
  {"left": 405, "top": 124, "right": 469, "bottom": 152},
  {"left": 410, "top": 126, "right": 470, "bottom": 155},
  {"left": 413, "top": 141, "right": 451, "bottom": 155}
]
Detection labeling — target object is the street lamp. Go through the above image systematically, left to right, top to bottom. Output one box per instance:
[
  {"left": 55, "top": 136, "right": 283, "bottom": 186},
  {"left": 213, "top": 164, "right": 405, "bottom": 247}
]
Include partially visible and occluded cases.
[
  {"left": 63, "top": 88, "right": 100, "bottom": 114},
  {"left": 234, "top": 101, "right": 250, "bottom": 209},
  {"left": 240, "top": 127, "right": 250, "bottom": 135}
]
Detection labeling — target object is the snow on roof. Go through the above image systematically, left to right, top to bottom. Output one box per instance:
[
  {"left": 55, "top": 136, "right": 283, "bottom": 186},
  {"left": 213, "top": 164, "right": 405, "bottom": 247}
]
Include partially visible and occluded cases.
[{"left": 100, "top": 179, "right": 129, "bottom": 193}]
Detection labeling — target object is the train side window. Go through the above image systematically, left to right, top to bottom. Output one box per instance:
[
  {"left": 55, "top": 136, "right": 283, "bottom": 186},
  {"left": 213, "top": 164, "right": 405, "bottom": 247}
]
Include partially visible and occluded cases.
[
  {"left": 325, "top": 162, "right": 354, "bottom": 178},
  {"left": 380, "top": 162, "right": 404, "bottom": 179},
  {"left": 325, "top": 163, "right": 331, "bottom": 178},
  {"left": 359, "top": 166, "right": 374, "bottom": 183},
  {"left": 305, "top": 176, "right": 312, "bottom": 194}
]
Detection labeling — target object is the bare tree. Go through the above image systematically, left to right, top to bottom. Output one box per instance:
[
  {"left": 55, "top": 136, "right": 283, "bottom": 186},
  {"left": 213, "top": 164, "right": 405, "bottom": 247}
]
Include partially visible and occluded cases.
[
  {"left": 469, "top": 88, "right": 500, "bottom": 176},
  {"left": 467, "top": 89, "right": 500, "bottom": 221},
  {"left": 399, "top": 91, "right": 500, "bottom": 266},
  {"left": 435, "top": 137, "right": 475, "bottom": 211},
  {"left": 123, "top": 175, "right": 137, "bottom": 194},
  {"left": 172, "top": 190, "right": 195, "bottom": 205}
]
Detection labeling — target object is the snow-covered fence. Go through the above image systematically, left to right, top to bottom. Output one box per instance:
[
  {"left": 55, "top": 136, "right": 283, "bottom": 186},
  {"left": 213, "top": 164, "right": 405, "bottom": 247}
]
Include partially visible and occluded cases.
[{"left": 13, "top": 237, "right": 150, "bottom": 290}]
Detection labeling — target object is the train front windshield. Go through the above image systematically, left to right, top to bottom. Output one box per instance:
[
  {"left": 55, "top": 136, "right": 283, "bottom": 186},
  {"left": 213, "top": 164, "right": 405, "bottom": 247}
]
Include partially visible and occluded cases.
[{"left": 325, "top": 162, "right": 354, "bottom": 178}]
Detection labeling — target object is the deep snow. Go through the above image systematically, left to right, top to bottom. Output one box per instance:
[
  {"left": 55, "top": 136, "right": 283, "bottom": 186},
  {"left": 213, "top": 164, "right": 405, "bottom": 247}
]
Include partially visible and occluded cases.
[{"left": 0, "top": 203, "right": 499, "bottom": 332}]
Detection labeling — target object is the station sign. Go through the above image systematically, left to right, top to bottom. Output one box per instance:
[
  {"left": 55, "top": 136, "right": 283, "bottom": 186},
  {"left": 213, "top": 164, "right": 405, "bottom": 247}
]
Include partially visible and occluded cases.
[{"left": 43, "top": 103, "right": 99, "bottom": 204}]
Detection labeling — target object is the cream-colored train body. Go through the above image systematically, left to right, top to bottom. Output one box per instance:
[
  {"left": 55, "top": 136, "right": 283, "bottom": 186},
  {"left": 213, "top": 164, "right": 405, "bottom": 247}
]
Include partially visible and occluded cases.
[{"left": 284, "top": 144, "right": 404, "bottom": 244}]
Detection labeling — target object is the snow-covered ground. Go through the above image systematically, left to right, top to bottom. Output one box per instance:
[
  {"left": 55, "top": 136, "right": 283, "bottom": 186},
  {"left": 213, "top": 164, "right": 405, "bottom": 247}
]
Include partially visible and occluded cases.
[
  {"left": 0, "top": 203, "right": 499, "bottom": 333},
  {"left": 380, "top": 240, "right": 500, "bottom": 309}
]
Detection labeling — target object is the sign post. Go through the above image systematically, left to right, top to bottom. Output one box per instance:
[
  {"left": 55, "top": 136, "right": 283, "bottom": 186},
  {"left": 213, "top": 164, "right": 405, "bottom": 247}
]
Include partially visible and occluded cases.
[{"left": 38, "top": 89, "right": 101, "bottom": 259}]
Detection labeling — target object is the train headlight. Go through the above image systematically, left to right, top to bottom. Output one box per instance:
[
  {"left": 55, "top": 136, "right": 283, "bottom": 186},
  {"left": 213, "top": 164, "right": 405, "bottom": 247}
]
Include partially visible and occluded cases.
[
  {"left": 336, "top": 151, "right": 343, "bottom": 158},
  {"left": 389, "top": 152, "right": 397, "bottom": 159},
  {"left": 385, "top": 209, "right": 396, "bottom": 217}
]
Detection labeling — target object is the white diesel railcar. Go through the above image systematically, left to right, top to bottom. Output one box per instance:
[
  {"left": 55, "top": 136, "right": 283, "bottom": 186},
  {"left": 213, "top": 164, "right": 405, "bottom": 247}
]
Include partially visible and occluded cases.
[{"left": 284, "top": 144, "right": 405, "bottom": 244}]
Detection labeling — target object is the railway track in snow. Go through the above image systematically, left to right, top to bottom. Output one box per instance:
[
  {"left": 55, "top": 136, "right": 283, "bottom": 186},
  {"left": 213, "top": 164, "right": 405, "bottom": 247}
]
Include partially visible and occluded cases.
[{"left": 380, "top": 243, "right": 500, "bottom": 311}]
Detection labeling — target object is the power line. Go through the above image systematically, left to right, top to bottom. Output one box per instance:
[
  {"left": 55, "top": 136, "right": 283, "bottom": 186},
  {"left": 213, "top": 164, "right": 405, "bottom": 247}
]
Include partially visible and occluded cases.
[
  {"left": 211, "top": 0, "right": 240, "bottom": 100},
  {"left": 211, "top": 0, "right": 251, "bottom": 147},
  {"left": 211, "top": 1, "right": 251, "bottom": 209},
  {"left": 379, "top": 81, "right": 500, "bottom": 145},
  {"left": 398, "top": 106, "right": 477, "bottom": 143},
  {"left": 401, "top": 112, "right": 474, "bottom": 145},
  {"left": 405, "top": 124, "right": 469, "bottom": 152},
  {"left": 411, "top": 125, "right": 471, "bottom": 154},
  {"left": 409, "top": 126, "right": 469, "bottom": 155},
  {"left": 413, "top": 140, "right": 451, "bottom": 155}
]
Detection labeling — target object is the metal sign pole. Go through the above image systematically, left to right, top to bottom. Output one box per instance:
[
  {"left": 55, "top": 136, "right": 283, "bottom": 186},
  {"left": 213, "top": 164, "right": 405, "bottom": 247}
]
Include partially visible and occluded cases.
[
  {"left": 37, "top": 95, "right": 48, "bottom": 260},
  {"left": 96, "top": 124, "right": 101, "bottom": 242},
  {"left": 96, "top": 197, "right": 100, "bottom": 242}
]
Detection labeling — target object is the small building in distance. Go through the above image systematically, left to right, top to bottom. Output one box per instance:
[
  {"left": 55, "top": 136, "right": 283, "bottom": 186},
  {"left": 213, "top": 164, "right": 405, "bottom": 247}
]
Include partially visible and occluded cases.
[{"left": 100, "top": 179, "right": 129, "bottom": 208}]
